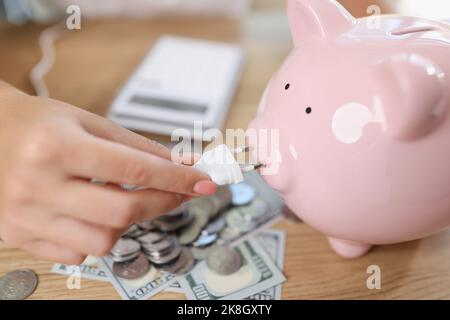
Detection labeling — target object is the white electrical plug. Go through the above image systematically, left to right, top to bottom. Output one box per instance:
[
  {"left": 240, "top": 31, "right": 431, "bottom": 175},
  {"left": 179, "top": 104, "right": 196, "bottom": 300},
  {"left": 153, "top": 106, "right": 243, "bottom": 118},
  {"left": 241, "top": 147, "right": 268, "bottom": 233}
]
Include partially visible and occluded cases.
[{"left": 193, "top": 144, "right": 244, "bottom": 185}]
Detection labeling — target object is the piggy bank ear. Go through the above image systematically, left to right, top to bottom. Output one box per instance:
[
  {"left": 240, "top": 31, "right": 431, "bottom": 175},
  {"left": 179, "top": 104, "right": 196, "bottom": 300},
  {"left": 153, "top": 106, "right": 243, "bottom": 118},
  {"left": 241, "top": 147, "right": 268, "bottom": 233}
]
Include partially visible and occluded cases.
[
  {"left": 287, "top": 0, "right": 354, "bottom": 46},
  {"left": 373, "top": 54, "right": 447, "bottom": 141}
]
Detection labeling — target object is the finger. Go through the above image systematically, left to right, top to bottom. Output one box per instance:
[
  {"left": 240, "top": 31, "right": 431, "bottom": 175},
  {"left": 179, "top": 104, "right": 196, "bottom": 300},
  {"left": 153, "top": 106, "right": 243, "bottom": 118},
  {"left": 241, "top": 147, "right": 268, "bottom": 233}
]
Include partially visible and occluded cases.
[
  {"left": 77, "top": 110, "right": 171, "bottom": 160},
  {"left": 65, "top": 134, "right": 216, "bottom": 196},
  {"left": 172, "top": 152, "right": 202, "bottom": 166},
  {"left": 56, "top": 179, "right": 186, "bottom": 228},
  {"left": 25, "top": 214, "right": 122, "bottom": 257},
  {"left": 20, "top": 240, "right": 86, "bottom": 265}
]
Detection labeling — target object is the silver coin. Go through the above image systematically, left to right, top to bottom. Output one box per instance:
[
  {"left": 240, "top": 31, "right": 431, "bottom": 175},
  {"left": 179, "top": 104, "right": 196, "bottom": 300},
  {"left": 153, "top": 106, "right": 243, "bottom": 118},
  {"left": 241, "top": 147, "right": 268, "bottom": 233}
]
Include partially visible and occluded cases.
[
  {"left": 229, "top": 183, "right": 256, "bottom": 206},
  {"left": 209, "top": 186, "right": 232, "bottom": 213},
  {"left": 188, "top": 197, "right": 216, "bottom": 219},
  {"left": 244, "top": 197, "right": 268, "bottom": 219},
  {"left": 166, "top": 203, "right": 188, "bottom": 218},
  {"left": 225, "top": 207, "right": 258, "bottom": 233},
  {"left": 225, "top": 208, "right": 245, "bottom": 229},
  {"left": 236, "top": 209, "right": 258, "bottom": 233},
  {"left": 178, "top": 211, "right": 210, "bottom": 245},
  {"left": 153, "top": 212, "right": 194, "bottom": 232},
  {"left": 204, "top": 217, "right": 226, "bottom": 235},
  {"left": 137, "top": 220, "right": 157, "bottom": 231},
  {"left": 122, "top": 224, "right": 139, "bottom": 236},
  {"left": 123, "top": 224, "right": 146, "bottom": 238},
  {"left": 219, "top": 227, "right": 241, "bottom": 241},
  {"left": 137, "top": 232, "right": 166, "bottom": 245},
  {"left": 193, "top": 233, "right": 218, "bottom": 248},
  {"left": 141, "top": 234, "right": 176, "bottom": 253},
  {"left": 110, "top": 238, "right": 140, "bottom": 257},
  {"left": 147, "top": 243, "right": 182, "bottom": 265},
  {"left": 190, "top": 244, "right": 218, "bottom": 260},
  {"left": 206, "top": 246, "right": 242, "bottom": 276},
  {"left": 173, "top": 249, "right": 196, "bottom": 275},
  {"left": 110, "top": 250, "right": 141, "bottom": 263},
  {"left": 154, "top": 252, "right": 185, "bottom": 274},
  {"left": 113, "top": 254, "right": 149, "bottom": 280},
  {"left": 0, "top": 269, "right": 38, "bottom": 300}
]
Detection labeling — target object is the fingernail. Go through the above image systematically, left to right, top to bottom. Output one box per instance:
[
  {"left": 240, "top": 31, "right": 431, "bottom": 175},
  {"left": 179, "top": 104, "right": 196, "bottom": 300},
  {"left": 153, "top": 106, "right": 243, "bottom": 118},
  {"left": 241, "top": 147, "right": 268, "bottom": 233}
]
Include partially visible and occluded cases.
[{"left": 193, "top": 180, "right": 217, "bottom": 195}]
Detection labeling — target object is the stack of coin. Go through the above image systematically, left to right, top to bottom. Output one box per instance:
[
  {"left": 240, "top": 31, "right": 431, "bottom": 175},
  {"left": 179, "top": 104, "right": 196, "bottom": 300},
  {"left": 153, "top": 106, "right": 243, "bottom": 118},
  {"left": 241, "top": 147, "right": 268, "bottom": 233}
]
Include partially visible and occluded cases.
[
  {"left": 109, "top": 176, "right": 277, "bottom": 277},
  {"left": 179, "top": 186, "right": 233, "bottom": 246},
  {"left": 136, "top": 220, "right": 158, "bottom": 232},
  {"left": 122, "top": 224, "right": 146, "bottom": 239},
  {"left": 137, "top": 232, "right": 194, "bottom": 275},
  {"left": 139, "top": 233, "right": 180, "bottom": 264},
  {"left": 110, "top": 238, "right": 141, "bottom": 263},
  {"left": 112, "top": 253, "right": 150, "bottom": 280}
]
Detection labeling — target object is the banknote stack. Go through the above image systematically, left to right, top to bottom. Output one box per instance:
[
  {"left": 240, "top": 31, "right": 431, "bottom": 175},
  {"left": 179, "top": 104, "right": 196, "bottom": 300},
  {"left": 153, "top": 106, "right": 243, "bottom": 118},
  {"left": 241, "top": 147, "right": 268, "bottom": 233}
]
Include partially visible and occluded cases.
[{"left": 52, "top": 172, "right": 287, "bottom": 300}]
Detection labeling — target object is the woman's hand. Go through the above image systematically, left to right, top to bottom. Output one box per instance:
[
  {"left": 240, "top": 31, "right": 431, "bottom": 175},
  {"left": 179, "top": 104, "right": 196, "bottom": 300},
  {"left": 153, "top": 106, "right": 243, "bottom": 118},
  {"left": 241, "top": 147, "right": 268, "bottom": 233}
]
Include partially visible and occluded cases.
[{"left": 0, "top": 82, "right": 216, "bottom": 264}]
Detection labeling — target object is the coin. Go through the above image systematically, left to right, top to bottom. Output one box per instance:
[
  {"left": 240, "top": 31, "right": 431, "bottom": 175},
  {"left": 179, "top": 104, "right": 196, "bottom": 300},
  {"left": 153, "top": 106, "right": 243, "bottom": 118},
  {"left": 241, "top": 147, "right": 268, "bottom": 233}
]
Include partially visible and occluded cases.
[
  {"left": 229, "top": 183, "right": 256, "bottom": 206},
  {"left": 209, "top": 186, "right": 232, "bottom": 213},
  {"left": 188, "top": 197, "right": 216, "bottom": 219},
  {"left": 244, "top": 197, "right": 268, "bottom": 219},
  {"left": 166, "top": 203, "right": 188, "bottom": 218},
  {"left": 225, "top": 208, "right": 245, "bottom": 229},
  {"left": 153, "top": 211, "right": 194, "bottom": 232},
  {"left": 178, "top": 211, "right": 210, "bottom": 245},
  {"left": 204, "top": 217, "right": 226, "bottom": 235},
  {"left": 137, "top": 220, "right": 157, "bottom": 231},
  {"left": 122, "top": 224, "right": 138, "bottom": 236},
  {"left": 123, "top": 224, "right": 146, "bottom": 238},
  {"left": 219, "top": 227, "right": 241, "bottom": 241},
  {"left": 137, "top": 231, "right": 166, "bottom": 245},
  {"left": 193, "top": 233, "right": 218, "bottom": 248},
  {"left": 141, "top": 234, "right": 176, "bottom": 253},
  {"left": 110, "top": 238, "right": 141, "bottom": 262},
  {"left": 147, "top": 242, "right": 183, "bottom": 265},
  {"left": 190, "top": 244, "right": 218, "bottom": 260},
  {"left": 206, "top": 246, "right": 242, "bottom": 276},
  {"left": 154, "top": 247, "right": 194, "bottom": 275},
  {"left": 174, "top": 249, "right": 196, "bottom": 275},
  {"left": 113, "top": 254, "right": 150, "bottom": 280},
  {"left": 0, "top": 269, "right": 38, "bottom": 300}
]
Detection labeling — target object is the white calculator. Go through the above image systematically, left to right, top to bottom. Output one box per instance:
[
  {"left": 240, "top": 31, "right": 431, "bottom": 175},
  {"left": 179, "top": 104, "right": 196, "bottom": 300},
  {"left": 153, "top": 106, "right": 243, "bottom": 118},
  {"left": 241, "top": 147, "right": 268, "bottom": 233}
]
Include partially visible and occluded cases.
[{"left": 107, "top": 35, "right": 245, "bottom": 137}]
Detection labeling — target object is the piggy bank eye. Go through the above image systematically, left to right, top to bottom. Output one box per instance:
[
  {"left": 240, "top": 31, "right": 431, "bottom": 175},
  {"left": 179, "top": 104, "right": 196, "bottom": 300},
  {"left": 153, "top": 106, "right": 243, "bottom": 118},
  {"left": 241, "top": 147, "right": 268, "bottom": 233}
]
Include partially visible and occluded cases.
[
  {"left": 284, "top": 83, "right": 290, "bottom": 90},
  {"left": 305, "top": 107, "right": 312, "bottom": 114}
]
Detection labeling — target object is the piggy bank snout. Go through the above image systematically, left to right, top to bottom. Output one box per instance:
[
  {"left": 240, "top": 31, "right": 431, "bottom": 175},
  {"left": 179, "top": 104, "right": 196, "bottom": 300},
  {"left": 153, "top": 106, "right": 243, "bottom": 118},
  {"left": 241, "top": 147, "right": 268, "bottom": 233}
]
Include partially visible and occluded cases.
[{"left": 247, "top": 117, "right": 293, "bottom": 193}]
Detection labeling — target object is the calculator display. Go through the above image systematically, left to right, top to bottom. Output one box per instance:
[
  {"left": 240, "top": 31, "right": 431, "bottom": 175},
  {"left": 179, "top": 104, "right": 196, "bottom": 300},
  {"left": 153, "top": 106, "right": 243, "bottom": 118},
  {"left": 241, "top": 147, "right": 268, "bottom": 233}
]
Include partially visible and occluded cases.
[{"left": 130, "top": 95, "right": 208, "bottom": 114}]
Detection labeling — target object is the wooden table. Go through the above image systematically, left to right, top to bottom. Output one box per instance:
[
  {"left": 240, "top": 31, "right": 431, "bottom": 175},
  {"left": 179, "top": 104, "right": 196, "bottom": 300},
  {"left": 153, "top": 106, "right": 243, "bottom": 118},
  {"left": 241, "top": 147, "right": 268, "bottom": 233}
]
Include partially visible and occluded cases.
[{"left": 1, "top": 1, "right": 449, "bottom": 300}]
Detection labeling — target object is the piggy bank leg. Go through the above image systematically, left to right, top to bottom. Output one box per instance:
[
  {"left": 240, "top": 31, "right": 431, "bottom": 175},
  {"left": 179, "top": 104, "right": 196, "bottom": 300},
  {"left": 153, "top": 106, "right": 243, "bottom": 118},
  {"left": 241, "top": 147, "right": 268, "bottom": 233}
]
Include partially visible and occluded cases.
[{"left": 328, "top": 237, "right": 372, "bottom": 258}]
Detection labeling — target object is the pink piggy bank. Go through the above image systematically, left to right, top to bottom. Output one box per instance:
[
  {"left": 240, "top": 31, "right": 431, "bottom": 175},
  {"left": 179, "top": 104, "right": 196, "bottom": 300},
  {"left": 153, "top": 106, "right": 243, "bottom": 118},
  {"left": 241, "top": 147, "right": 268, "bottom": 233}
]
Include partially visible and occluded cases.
[{"left": 248, "top": 0, "right": 450, "bottom": 258}]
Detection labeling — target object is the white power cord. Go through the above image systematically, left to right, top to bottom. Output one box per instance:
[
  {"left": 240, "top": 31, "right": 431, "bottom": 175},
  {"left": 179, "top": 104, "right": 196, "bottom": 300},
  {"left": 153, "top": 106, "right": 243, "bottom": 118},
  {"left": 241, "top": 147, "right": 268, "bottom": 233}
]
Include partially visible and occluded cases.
[{"left": 29, "top": 23, "right": 67, "bottom": 97}]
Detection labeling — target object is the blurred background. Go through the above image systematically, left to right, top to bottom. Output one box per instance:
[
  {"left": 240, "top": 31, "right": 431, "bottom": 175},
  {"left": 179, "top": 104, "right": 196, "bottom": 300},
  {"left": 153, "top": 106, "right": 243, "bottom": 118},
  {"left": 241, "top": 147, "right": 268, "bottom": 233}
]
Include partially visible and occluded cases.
[{"left": 0, "top": 0, "right": 449, "bottom": 142}]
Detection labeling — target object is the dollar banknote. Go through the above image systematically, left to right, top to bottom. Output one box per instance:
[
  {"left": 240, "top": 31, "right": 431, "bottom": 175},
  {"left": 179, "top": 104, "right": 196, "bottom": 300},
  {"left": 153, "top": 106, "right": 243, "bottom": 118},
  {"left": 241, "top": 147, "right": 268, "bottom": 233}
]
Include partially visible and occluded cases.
[
  {"left": 246, "top": 229, "right": 286, "bottom": 300},
  {"left": 178, "top": 238, "right": 285, "bottom": 300},
  {"left": 51, "top": 256, "right": 109, "bottom": 282},
  {"left": 99, "top": 256, "right": 177, "bottom": 300},
  {"left": 165, "top": 281, "right": 186, "bottom": 294}
]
